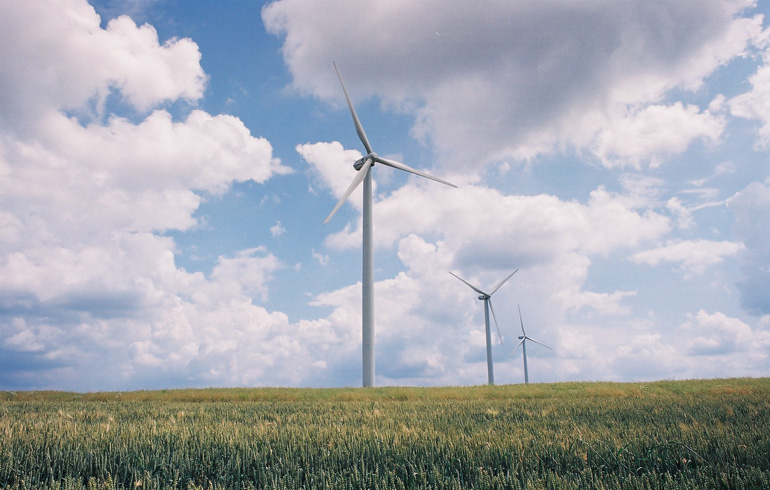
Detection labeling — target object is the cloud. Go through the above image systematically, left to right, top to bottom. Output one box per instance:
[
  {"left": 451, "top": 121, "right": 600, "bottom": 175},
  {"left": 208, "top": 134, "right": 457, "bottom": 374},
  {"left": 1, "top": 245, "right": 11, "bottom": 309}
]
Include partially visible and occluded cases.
[
  {"left": 0, "top": 0, "right": 296, "bottom": 390},
  {"left": 0, "top": 0, "right": 206, "bottom": 133},
  {"left": 265, "top": 0, "right": 762, "bottom": 168},
  {"left": 729, "top": 41, "right": 770, "bottom": 148},
  {"left": 591, "top": 103, "right": 725, "bottom": 168},
  {"left": 0, "top": 108, "right": 290, "bottom": 296},
  {"left": 297, "top": 141, "right": 369, "bottom": 213},
  {"left": 689, "top": 160, "right": 736, "bottom": 187},
  {"left": 311, "top": 178, "right": 669, "bottom": 264},
  {"left": 727, "top": 181, "right": 770, "bottom": 314},
  {"left": 666, "top": 198, "right": 696, "bottom": 231},
  {"left": 270, "top": 221, "right": 286, "bottom": 237},
  {"left": 0, "top": 235, "right": 349, "bottom": 389},
  {"left": 630, "top": 239, "right": 745, "bottom": 276},
  {"left": 209, "top": 248, "right": 284, "bottom": 302},
  {"left": 311, "top": 248, "right": 330, "bottom": 266},
  {"left": 562, "top": 290, "right": 637, "bottom": 316},
  {"left": 669, "top": 310, "right": 770, "bottom": 378},
  {"left": 678, "top": 310, "right": 752, "bottom": 355},
  {"left": 4, "top": 328, "right": 45, "bottom": 353},
  {"left": 610, "top": 333, "right": 685, "bottom": 380}
]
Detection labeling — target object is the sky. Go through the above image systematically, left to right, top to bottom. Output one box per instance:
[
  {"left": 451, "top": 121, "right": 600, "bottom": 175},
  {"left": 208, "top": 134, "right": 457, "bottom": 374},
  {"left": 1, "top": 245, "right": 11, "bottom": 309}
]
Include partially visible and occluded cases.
[{"left": 1, "top": 0, "right": 769, "bottom": 391}]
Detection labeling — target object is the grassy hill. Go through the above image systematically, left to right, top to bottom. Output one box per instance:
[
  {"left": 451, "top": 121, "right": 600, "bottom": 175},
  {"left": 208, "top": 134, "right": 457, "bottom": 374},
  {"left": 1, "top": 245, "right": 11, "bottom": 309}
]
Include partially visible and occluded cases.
[{"left": 1, "top": 378, "right": 768, "bottom": 489}]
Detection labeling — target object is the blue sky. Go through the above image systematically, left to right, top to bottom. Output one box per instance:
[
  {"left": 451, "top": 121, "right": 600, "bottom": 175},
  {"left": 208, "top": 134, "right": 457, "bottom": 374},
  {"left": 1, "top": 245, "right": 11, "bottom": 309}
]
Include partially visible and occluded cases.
[{"left": 1, "top": 0, "right": 769, "bottom": 391}]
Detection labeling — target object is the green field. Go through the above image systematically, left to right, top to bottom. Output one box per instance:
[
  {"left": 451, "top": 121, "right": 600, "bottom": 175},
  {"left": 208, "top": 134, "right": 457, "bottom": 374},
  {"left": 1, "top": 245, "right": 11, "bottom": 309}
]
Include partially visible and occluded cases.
[{"left": 1, "top": 378, "right": 768, "bottom": 489}]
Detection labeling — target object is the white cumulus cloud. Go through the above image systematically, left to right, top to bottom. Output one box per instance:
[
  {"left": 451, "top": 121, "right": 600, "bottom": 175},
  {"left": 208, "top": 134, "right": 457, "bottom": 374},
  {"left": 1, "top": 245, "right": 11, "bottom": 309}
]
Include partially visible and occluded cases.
[
  {"left": 0, "top": 0, "right": 294, "bottom": 390},
  {"left": 265, "top": 0, "right": 762, "bottom": 169},
  {"left": 631, "top": 239, "right": 745, "bottom": 275}
]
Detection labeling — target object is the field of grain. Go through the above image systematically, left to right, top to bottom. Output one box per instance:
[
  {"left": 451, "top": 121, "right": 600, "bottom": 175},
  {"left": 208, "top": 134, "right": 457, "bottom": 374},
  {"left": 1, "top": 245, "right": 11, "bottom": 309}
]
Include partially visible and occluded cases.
[{"left": 1, "top": 378, "right": 768, "bottom": 489}]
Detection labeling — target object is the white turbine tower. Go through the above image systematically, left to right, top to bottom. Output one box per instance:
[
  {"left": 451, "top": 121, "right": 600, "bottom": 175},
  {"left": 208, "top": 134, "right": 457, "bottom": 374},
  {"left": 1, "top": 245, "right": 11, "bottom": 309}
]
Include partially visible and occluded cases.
[
  {"left": 325, "top": 62, "right": 456, "bottom": 387},
  {"left": 449, "top": 270, "right": 518, "bottom": 385},
  {"left": 515, "top": 304, "right": 552, "bottom": 384}
]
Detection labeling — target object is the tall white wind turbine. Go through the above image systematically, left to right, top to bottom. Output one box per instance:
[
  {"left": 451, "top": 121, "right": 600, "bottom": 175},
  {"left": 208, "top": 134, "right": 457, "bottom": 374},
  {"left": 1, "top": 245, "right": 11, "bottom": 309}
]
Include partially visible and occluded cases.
[
  {"left": 325, "top": 62, "right": 456, "bottom": 387},
  {"left": 449, "top": 270, "right": 518, "bottom": 385},
  {"left": 515, "top": 304, "right": 551, "bottom": 384}
]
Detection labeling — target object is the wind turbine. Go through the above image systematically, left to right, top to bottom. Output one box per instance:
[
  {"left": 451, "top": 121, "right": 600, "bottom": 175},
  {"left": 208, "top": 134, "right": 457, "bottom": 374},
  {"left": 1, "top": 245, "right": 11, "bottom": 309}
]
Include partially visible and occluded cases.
[
  {"left": 325, "top": 62, "right": 456, "bottom": 387},
  {"left": 449, "top": 270, "right": 518, "bottom": 385},
  {"left": 515, "top": 304, "right": 551, "bottom": 384}
]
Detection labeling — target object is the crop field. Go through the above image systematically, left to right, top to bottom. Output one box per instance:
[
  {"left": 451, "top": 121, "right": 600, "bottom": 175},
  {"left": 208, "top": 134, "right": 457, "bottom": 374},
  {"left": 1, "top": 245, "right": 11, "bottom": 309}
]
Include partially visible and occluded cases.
[{"left": 1, "top": 378, "right": 769, "bottom": 490}]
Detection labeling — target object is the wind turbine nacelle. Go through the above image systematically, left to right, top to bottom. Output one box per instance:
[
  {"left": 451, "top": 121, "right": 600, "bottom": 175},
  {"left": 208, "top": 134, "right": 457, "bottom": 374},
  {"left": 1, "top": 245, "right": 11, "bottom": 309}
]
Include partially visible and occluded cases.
[
  {"left": 353, "top": 153, "right": 377, "bottom": 171},
  {"left": 478, "top": 294, "right": 489, "bottom": 300}
]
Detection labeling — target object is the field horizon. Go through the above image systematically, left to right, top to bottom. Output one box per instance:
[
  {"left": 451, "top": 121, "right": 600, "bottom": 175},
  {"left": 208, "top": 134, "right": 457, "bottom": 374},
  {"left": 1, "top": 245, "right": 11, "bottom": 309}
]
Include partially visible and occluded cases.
[{"left": 2, "top": 376, "right": 767, "bottom": 403}]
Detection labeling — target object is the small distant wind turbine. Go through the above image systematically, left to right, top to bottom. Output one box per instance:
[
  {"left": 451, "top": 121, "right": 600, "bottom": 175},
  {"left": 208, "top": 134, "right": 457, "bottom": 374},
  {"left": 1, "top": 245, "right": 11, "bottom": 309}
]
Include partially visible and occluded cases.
[
  {"left": 325, "top": 62, "right": 456, "bottom": 388},
  {"left": 449, "top": 270, "right": 518, "bottom": 385},
  {"left": 515, "top": 304, "right": 551, "bottom": 384}
]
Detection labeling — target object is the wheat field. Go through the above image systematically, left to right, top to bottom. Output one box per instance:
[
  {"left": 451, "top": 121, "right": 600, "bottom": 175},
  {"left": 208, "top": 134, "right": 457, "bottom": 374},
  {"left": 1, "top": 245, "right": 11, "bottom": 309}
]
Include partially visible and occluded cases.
[{"left": 1, "top": 378, "right": 768, "bottom": 489}]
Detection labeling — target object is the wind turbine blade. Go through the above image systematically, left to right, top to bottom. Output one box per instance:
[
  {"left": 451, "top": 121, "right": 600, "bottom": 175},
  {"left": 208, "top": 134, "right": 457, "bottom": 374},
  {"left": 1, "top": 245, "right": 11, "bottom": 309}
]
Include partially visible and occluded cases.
[
  {"left": 333, "top": 61, "right": 373, "bottom": 155},
  {"left": 375, "top": 156, "right": 457, "bottom": 188},
  {"left": 323, "top": 158, "right": 373, "bottom": 224},
  {"left": 490, "top": 269, "right": 518, "bottom": 295},
  {"left": 448, "top": 271, "right": 488, "bottom": 296},
  {"left": 488, "top": 298, "right": 504, "bottom": 345},
  {"left": 518, "top": 304, "right": 527, "bottom": 336},
  {"left": 526, "top": 336, "right": 552, "bottom": 350},
  {"left": 516, "top": 338, "right": 525, "bottom": 349}
]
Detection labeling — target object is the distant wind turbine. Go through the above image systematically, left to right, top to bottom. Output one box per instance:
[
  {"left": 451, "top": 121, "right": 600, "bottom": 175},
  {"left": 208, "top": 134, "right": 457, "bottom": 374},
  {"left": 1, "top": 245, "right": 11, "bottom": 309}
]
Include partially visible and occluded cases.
[
  {"left": 325, "top": 62, "right": 456, "bottom": 388},
  {"left": 449, "top": 270, "right": 518, "bottom": 385},
  {"left": 515, "top": 304, "right": 552, "bottom": 384}
]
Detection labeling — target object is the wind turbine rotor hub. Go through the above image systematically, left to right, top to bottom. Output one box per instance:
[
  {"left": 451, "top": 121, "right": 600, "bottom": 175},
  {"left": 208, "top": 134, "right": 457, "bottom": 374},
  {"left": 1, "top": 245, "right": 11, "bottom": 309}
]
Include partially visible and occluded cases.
[
  {"left": 353, "top": 152, "right": 378, "bottom": 171},
  {"left": 353, "top": 156, "right": 368, "bottom": 171}
]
